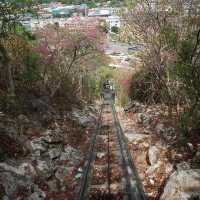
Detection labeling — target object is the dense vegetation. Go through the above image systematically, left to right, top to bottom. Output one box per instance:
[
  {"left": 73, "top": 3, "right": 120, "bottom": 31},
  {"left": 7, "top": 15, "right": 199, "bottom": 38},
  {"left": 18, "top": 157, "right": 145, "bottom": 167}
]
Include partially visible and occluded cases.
[
  {"left": 2, "top": 0, "right": 200, "bottom": 141},
  {"left": 125, "top": 0, "right": 200, "bottom": 141},
  {"left": 0, "top": 1, "right": 109, "bottom": 114},
  {"left": 87, "top": 66, "right": 131, "bottom": 105}
]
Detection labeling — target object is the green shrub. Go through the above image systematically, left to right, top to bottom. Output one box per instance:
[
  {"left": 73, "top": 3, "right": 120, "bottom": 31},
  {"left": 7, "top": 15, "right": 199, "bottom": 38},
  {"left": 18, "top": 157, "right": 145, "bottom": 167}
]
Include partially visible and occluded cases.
[
  {"left": 111, "top": 26, "right": 119, "bottom": 34},
  {"left": 174, "top": 32, "right": 200, "bottom": 138},
  {"left": 21, "top": 52, "right": 41, "bottom": 83},
  {"left": 83, "top": 66, "right": 113, "bottom": 101},
  {"left": 129, "top": 67, "right": 163, "bottom": 103}
]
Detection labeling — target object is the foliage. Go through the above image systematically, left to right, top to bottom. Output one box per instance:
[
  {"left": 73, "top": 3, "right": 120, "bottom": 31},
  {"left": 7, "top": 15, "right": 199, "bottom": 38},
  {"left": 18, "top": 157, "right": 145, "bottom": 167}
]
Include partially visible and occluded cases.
[
  {"left": 0, "top": 0, "right": 37, "bottom": 103},
  {"left": 109, "top": 0, "right": 122, "bottom": 7},
  {"left": 125, "top": 0, "right": 200, "bottom": 139},
  {"left": 0, "top": 1, "right": 108, "bottom": 111},
  {"left": 86, "top": 1, "right": 97, "bottom": 8},
  {"left": 99, "top": 21, "right": 109, "bottom": 34},
  {"left": 34, "top": 24, "right": 106, "bottom": 98},
  {"left": 111, "top": 26, "right": 119, "bottom": 34},
  {"left": 174, "top": 30, "right": 200, "bottom": 135},
  {"left": 20, "top": 52, "right": 41, "bottom": 83},
  {"left": 84, "top": 66, "right": 132, "bottom": 105},
  {"left": 86, "top": 66, "right": 113, "bottom": 100},
  {"left": 129, "top": 67, "right": 158, "bottom": 103},
  {"left": 114, "top": 70, "right": 132, "bottom": 106},
  {"left": 189, "top": 196, "right": 200, "bottom": 200}
]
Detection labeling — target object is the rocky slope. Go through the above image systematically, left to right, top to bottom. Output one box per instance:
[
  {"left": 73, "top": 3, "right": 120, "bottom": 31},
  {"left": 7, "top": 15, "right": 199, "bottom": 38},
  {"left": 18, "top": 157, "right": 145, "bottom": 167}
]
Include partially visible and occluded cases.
[
  {"left": 1, "top": 98, "right": 200, "bottom": 200},
  {"left": 0, "top": 99, "right": 98, "bottom": 200},
  {"left": 118, "top": 102, "right": 200, "bottom": 200}
]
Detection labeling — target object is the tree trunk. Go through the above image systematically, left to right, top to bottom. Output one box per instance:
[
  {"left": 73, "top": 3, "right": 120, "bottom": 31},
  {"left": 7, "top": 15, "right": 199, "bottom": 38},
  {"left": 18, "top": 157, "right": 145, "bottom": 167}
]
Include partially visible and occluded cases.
[
  {"left": 0, "top": 43, "right": 15, "bottom": 98},
  {"left": 7, "top": 63, "right": 15, "bottom": 98},
  {"left": 50, "top": 80, "right": 61, "bottom": 98}
]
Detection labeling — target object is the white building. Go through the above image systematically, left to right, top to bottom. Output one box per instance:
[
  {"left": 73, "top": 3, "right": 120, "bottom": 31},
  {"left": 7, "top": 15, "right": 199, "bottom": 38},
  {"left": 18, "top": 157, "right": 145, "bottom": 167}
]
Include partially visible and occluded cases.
[
  {"left": 88, "top": 8, "right": 111, "bottom": 17},
  {"left": 106, "top": 15, "right": 121, "bottom": 30},
  {"left": 21, "top": 17, "right": 68, "bottom": 31}
]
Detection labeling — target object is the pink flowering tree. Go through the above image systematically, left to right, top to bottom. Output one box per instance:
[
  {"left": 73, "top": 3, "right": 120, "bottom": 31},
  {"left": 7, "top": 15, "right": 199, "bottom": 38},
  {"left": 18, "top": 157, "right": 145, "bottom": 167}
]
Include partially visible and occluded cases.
[{"left": 35, "top": 23, "right": 107, "bottom": 97}]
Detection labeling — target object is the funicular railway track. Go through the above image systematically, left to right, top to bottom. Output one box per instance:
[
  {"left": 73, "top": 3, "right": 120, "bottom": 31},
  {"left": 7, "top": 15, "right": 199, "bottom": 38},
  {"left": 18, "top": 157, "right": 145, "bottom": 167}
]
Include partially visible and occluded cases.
[{"left": 76, "top": 99, "right": 146, "bottom": 200}]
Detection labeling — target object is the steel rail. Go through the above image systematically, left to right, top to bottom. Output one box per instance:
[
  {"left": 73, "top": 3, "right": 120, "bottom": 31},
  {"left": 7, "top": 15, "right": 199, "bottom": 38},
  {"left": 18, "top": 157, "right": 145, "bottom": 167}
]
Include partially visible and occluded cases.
[
  {"left": 76, "top": 100, "right": 146, "bottom": 200},
  {"left": 111, "top": 103, "right": 146, "bottom": 200},
  {"left": 76, "top": 104, "right": 104, "bottom": 200},
  {"left": 107, "top": 113, "right": 111, "bottom": 196}
]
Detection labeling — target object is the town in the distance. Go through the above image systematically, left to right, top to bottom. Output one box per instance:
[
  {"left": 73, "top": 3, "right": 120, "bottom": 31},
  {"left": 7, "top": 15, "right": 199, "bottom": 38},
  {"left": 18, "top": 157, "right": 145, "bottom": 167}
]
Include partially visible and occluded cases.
[
  {"left": 19, "top": 1, "right": 140, "bottom": 69},
  {"left": 20, "top": 2, "right": 121, "bottom": 33}
]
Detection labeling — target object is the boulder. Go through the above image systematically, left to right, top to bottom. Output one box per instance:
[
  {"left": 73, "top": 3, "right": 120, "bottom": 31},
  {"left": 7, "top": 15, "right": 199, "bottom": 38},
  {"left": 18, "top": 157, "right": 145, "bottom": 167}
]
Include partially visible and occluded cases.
[
  {"left": 124, "top": 101, "right": 143, "bottom": 113},
  {"left": 124, "top": 102, "right": 135, "bottom": 112},
  {"left": 71, "top": 108, "right": 95, "bottom": 127},
  {"left": 137, "top": 113, "right": 151, "bottom": 125},
  {"left": 0, "top": 120, "right": 18, "bottom": 138},
  {"left": 155, "top": 123, "right": 165, "bottom": 135},
  {"left": 155, "top": 124, "right": 176, "bottom": 140},
  {"left": 43, "top": 129, "right": 63, "bottom": 144},
  {"left": 125, "top": 129, "right": 150, "bottom": 143},
  {"left": 30, "top": 138, "right": 48, "bottom": 153},
  {"left": 187, "top": 143, "right": 194, "bottom": 152},
  {"left": 63, "top": 146, "right": 80, "bottom": 161},
  {"left": 148, "top": 146, "right": 160, "bottom": 165},
  {"left": 48, "top": 148, "right": 61, "bottom": 160},
  {"left": 193, "top": 150, "right": 200, "bottom": 163},
  {"left": 60, "top": 152, "right": 71, "bottom": 161},
  {"left": 35, "top": 160, "right": 53, "bottom": 179},
  {"left": 0, "top": 161, "right": 36, "bottom": 198},
  {"left": 146, "top": 161, "right": 162, "bottom": 175},
  {"left": 0, "top": 162, "right": 35, "bottom": 177},
  {"left": 18, "top": 162, "right": 36, "bottom": 176},
  {"left": 176, "top": 162, "right": 191, "bottom": 171},
  {"left": 165, "top": 163, "right": 173, "bottom": 174},
  {"left": 55, "top": 166, "right": 73, "bottom": 184},
  {"left": 161, "top": 169, "right": 200, "bottom": 200},
  {"left": 0, "top": 171, "right": 33, "bottom": 197},
  {"left": 0, "top": 172, "right": 19, "bottom": 196},
  {"left": 47, "top": 179, "right": 59, "bottom": 192},
  {"left": 28, "top": 185, "right": 46, "bottom": 200},
  {"left": 28, "top": 192, "right": 45, "bottom": 200}
]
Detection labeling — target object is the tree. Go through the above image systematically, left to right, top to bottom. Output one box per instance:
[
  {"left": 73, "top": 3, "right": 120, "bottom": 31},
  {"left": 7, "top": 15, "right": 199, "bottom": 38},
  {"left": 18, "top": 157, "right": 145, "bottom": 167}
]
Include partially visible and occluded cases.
[
  {"left": 109, "top": 0, "right": 121, "bottom": 7},
  {"left": 125, "top": 0, "right": 200, "bottom": 138},
  {"left": 125, "top": 0, "right": 190, "bottom": 107},
  {"left": 0, "top": 1, "right": 36, "bottom": 99},
  {"left": 35, "top": 24, "right": 106, "bottom": 98},
  {"left": 111, "top": 26, "right": 119, "bottom": 34}
]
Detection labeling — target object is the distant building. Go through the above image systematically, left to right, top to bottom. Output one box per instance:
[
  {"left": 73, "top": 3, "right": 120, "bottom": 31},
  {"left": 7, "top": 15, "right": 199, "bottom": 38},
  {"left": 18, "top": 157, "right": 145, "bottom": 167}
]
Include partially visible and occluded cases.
[
  {"left": 20, "top": 3, "right": 122, "bottom": 32},
  {"left": 51, "top": 4, "right": 88, "bottom": 18},
  {"left": 75, "top": 4, "right": 88, "bottom": 16},
  {"left": 52, "top": 6, "right": 74, "bottom": 17},
  {"left": 110, "top": 7, "right": 121, "bottom": 15},
  {"left": 88, "top": 8, "right": 111, "bottom": 17},
  {"left": 106, "top": 15, "right": 120, "bottom": 30},
  {"left": 63, "top": 16, "right": 107, "bottom": 49},
  {"left": 64, "top": 16, "right": 100, "bottom": 32},
  {"left": 21, "top": 17, "right": 68, "bottom": 31}
]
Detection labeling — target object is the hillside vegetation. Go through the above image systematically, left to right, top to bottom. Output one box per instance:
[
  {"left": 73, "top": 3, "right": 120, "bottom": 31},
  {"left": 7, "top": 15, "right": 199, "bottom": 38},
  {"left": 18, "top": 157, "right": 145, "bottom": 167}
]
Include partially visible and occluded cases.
[{"left": 125, "top": 0, "right": 200, "bottom": 143}]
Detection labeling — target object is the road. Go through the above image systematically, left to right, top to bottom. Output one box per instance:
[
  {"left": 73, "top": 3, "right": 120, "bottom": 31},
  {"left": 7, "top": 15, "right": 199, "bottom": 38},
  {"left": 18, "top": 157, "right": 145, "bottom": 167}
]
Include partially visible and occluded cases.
[
  {"left": 105, "top": 41, "right": 143, "bottom": 70},
  {"left": 105, "top": 41, "right": 132, "bottom": 55}
]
